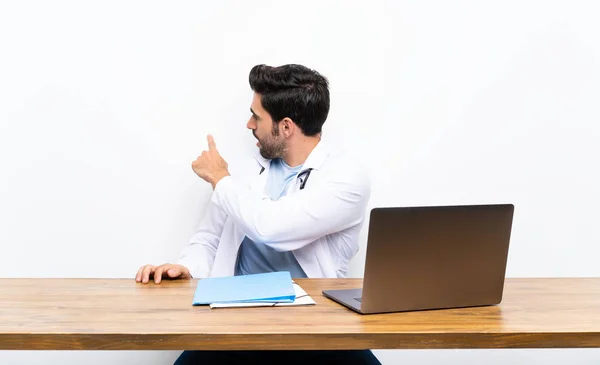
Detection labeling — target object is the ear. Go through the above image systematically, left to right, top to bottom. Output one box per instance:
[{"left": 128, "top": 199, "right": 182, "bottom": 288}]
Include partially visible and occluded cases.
[{"left": 280, "top": 117, "right": 295, "bottom": 138}]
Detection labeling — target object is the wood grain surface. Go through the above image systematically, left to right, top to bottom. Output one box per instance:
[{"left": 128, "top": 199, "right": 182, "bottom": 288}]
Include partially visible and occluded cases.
[{"left": 0, "top": 278, "right": 599, "bottom": 350}]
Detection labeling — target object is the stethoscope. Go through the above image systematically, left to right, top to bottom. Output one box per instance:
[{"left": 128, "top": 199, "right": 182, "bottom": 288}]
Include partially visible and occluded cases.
[{"left": 259, "top": 166, "right": 313, "bottom": 190}]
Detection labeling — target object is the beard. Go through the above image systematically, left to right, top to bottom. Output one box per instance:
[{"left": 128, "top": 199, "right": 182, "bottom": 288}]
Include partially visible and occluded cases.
[
  {"left": 255, "top": 123, "right": 286, "bottom": 159},
  {"left": 258, "top": 137, "right": 286, "bottom": 159}
]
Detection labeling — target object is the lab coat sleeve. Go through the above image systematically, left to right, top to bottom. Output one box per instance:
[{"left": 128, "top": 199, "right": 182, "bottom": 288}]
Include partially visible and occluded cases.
[
  {"left": 211, "top": 166, "right": 370, "bottom": 252},
  {"left": 177, "top": 201, "right": 227, "bottom": 278}
]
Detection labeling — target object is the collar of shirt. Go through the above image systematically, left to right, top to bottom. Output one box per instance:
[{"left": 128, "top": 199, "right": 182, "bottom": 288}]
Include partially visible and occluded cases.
[{"left": 252, "top": 139, "right": 331, "bottom": 173}]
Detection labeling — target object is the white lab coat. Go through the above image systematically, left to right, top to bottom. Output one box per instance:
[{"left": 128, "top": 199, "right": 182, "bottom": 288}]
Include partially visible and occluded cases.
[{"left": 177, "top": 140, "right": 371, "bottom": 278}]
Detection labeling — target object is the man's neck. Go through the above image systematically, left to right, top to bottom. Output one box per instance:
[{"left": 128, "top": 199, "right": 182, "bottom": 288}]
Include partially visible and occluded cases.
[{"left": 282, "top": 136, "right": 320, "bottom": 167}]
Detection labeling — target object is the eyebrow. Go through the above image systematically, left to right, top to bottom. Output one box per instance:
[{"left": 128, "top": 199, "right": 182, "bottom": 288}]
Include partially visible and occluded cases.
[{"left": 250, "top": 108, "right": 259, "bottom": 118}]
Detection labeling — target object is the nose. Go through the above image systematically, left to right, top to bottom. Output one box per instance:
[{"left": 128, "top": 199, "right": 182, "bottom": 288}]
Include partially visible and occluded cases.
[{"left": 247, "top": 117, "right": 256, "bottom": 130}]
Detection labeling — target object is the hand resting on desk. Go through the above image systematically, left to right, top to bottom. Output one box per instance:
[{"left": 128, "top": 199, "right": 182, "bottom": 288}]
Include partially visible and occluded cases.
[{"left": 135, "top": 263, "right": 191, "bottom": 284}]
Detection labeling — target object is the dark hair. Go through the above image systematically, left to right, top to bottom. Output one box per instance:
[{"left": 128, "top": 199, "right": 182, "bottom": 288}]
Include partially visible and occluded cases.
[{"left": 249, "top": 64, "right": 330, "bottom": 136}]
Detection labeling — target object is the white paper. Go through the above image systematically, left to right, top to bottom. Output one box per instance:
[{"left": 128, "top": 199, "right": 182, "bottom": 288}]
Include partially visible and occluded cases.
[{"left": 209, "top": 283, "right": 316, "bottom": 308}]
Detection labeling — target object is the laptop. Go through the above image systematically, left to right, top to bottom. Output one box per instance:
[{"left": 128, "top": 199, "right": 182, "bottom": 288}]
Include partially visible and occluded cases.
[{"left": 322, "top": 204, "right": 514, "bottom": 314}]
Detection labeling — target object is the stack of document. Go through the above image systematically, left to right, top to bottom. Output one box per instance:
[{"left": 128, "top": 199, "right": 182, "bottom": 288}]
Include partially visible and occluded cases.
[{"left": 192, "top": 271, "right": 316, "bottom": 308}]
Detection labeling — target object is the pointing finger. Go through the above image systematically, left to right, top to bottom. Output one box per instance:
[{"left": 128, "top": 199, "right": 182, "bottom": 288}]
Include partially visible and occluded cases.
[{"left": 207, "top": 134, "right": 217, "bottom": 151}]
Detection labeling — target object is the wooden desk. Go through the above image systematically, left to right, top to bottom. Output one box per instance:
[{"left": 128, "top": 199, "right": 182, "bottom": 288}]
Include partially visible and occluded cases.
[{"left": 0, "top": 278, "right": 599, "bottom": 350}]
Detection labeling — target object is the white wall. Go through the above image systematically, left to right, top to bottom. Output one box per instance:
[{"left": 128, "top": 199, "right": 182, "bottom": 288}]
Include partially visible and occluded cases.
[{"left": 1, "top": 0, "right": 599, "bottom": 364}]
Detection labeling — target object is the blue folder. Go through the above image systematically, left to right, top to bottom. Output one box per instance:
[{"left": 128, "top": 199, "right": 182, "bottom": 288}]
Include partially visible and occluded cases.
[{"left": 192, "top": 271, "right": 296, "bottom": 305}]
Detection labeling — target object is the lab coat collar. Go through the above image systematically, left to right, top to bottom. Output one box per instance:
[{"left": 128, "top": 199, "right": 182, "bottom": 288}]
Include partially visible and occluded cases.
[{"left": 252, "top": 139, "right": 330, "bottom": 171}]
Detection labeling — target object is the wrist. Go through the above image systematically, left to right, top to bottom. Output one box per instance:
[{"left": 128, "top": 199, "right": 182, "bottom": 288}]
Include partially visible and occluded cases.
[{"left": 210, "top": 170, "right": 230, "bottom": 189}]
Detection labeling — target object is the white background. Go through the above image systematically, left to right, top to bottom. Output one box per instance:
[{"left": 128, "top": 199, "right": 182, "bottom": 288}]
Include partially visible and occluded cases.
[{"left": 1, "top": 0, "right": 599, "bottom": 364}]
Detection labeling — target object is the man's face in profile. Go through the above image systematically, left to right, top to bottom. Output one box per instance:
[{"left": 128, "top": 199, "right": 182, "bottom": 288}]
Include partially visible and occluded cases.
[{"left": 247, "top": 93, "right": 286, "bottom": 159}]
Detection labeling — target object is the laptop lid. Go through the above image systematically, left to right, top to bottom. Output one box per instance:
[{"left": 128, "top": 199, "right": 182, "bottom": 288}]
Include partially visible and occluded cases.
[{"left": 358, "top": 204, "right": 514, "bottom": 314}]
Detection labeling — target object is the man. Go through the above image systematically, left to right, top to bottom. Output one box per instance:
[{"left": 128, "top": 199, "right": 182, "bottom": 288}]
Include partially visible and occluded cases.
[{"left": 136, "top": 64, "right": 379, "bottom": 365}]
